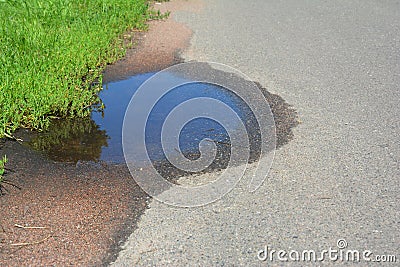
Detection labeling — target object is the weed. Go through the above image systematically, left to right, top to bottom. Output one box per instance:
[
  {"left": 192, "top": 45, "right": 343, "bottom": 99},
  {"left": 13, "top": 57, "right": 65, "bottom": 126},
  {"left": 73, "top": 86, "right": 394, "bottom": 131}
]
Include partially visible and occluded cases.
[
  {"left": 149, "top": 9, "right": 171, "bottom": 20},
  {"left": 0, "top": 155, "right": 7, "bottom": 194},
  {"left": 0, "top": 155, "right": 20, "bottom": 195},
  {"left": 0, "top": 155, "right": 6, "bottom": 182}
]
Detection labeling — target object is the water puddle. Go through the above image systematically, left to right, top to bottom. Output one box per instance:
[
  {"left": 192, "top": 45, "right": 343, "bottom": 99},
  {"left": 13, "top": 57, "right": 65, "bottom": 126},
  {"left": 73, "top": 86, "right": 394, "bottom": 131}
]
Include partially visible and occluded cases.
[
  {"left": 21, "top": 64, "right": 298, "bottom": 173},
  {"left": 23, "top": 71, "right": 262, "bottom": 165}
]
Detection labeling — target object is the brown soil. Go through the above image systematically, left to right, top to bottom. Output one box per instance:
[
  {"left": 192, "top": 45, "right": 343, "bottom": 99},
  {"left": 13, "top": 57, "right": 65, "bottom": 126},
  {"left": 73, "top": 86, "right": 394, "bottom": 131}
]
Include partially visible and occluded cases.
[
  {"left": 0, "top": 0, "right": 196, "bottom": 265},
  {"left": 0, "top": 141, "right": 148, "bottom": 266}
]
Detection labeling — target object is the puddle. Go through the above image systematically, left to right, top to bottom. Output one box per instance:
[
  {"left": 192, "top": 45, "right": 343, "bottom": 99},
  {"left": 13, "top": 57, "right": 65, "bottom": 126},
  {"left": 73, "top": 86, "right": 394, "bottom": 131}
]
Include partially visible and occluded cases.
[
  {"left": 21, "top": 65, "right": 298, "bottom": 170},
  {"left": 23, "top": 71, "right": 261, "bottom": 165}
]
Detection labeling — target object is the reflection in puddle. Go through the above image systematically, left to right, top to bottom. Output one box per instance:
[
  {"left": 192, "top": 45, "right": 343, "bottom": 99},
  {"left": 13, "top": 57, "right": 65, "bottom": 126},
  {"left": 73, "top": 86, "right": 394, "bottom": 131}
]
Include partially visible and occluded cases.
[
  {"left": 26, "top": 72, "right": 258, "bottom": 164},
  {"left": 26, "top": 118, "right": 108, "bottom": 163}
]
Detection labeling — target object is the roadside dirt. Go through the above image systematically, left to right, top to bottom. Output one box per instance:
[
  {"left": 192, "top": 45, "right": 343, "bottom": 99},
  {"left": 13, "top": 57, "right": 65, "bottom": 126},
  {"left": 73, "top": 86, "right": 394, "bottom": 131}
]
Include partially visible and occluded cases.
[{"left": 0, "top": 140, "right": 148, "bottom": 266}]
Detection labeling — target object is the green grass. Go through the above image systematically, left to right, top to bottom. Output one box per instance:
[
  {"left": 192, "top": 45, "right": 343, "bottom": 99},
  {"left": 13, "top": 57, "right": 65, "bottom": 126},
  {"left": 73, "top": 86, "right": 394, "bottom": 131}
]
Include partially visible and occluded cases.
[
  {"left": 0, "top": 0, "right": 160, "bottom": 137},
  {"left": 0, "top": 155, "right": 6, "bottom": 185}
]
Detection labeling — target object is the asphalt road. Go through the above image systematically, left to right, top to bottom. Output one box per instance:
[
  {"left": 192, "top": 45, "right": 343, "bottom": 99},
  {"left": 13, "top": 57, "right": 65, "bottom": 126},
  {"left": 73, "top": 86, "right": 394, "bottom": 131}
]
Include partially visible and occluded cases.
[{"left": 112, "top": 0, "right": 399, "bottom": 265}]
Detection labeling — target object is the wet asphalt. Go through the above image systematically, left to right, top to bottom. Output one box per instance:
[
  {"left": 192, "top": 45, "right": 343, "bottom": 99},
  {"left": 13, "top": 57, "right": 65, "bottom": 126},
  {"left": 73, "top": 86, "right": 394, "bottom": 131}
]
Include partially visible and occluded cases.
[{"left": 113, "top": 0, "right": 399, "bottom": 266}]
